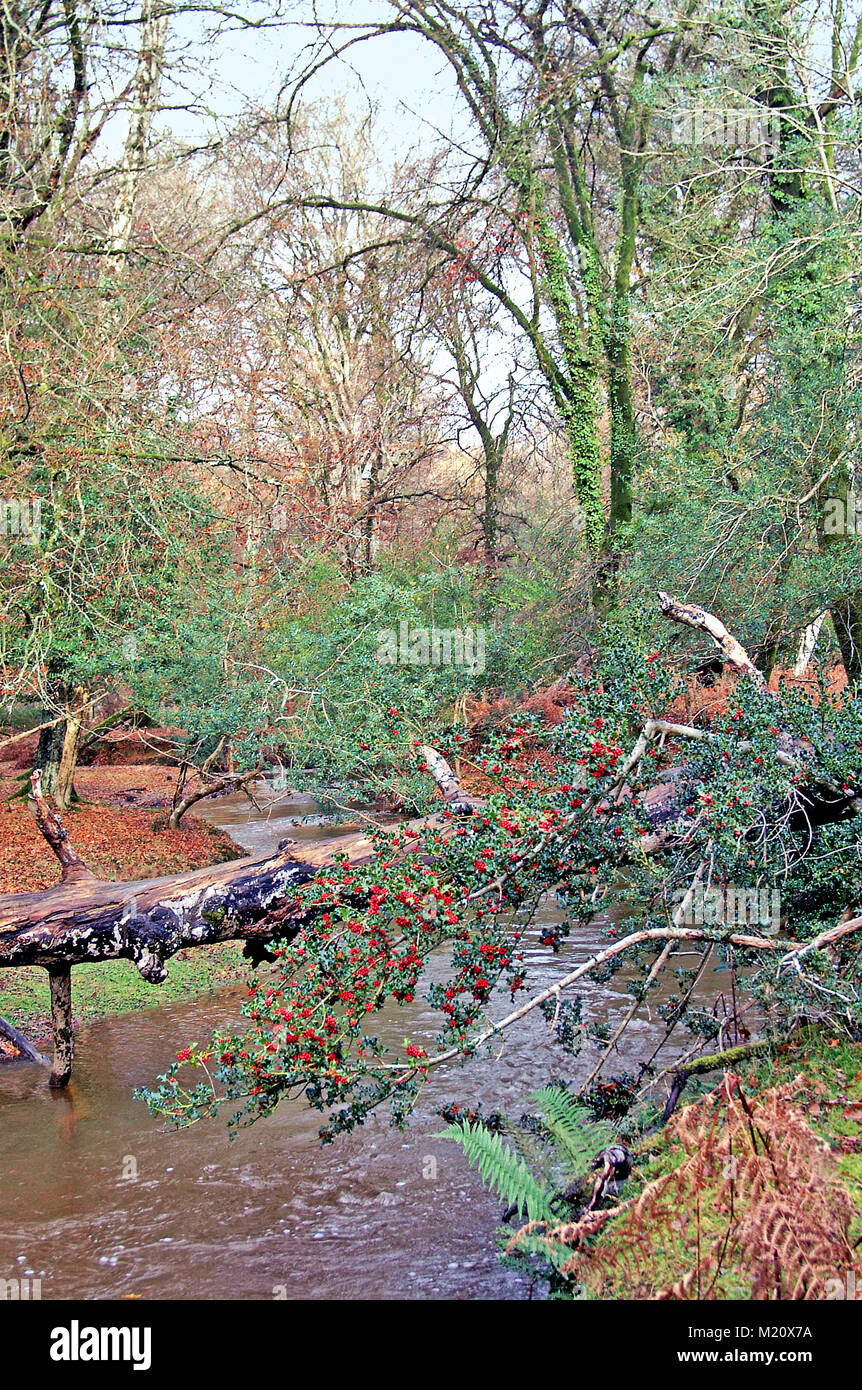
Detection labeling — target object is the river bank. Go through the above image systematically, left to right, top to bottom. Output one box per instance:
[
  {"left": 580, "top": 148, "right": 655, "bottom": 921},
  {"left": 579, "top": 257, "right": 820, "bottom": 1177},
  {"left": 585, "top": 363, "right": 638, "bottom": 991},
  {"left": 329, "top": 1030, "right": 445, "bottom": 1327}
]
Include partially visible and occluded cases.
[
  {"left": 0, "top": 763, "right": 246, "bottom": 1046},
  {"left": 567, "top": 1028, "right": 862, "bottom": 1298}
]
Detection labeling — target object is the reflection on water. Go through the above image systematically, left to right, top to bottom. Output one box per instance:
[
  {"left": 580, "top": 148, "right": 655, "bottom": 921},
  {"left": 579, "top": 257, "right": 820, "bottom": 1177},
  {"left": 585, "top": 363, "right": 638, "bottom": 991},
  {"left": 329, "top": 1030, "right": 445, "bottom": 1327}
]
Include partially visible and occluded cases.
[{"left": 0, "top": 784, "right": 714, "bottom": 1300}]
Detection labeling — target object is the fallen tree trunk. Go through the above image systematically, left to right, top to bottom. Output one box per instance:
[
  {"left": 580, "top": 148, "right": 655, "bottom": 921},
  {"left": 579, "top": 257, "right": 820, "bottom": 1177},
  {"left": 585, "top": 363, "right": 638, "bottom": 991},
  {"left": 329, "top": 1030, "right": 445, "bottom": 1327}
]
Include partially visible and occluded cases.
[
  {"left": 0, "top": 594, "right": 854, "bottom": 1090},
  {"left": 0, "top": 754, "right": 483, "bottom": 1086}
]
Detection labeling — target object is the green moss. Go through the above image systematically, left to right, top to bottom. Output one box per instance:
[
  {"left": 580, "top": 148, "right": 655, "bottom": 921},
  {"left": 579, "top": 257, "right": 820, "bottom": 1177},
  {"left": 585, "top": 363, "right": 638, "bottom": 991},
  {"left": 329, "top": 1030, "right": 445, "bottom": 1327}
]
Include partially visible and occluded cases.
[{"left": 0, "top": 942, "right": 248, "bottom": 1041}]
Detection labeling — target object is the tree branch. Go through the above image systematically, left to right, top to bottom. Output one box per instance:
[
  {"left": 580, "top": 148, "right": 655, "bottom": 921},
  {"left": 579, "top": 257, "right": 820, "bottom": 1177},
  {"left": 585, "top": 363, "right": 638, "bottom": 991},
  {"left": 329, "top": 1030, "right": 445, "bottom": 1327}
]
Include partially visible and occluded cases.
[
  {"left": 658, "top": 591, "right": 766, "bottom": 684},
  {"left": 29, "top": 771, "right": 98, "bottom": 885}
]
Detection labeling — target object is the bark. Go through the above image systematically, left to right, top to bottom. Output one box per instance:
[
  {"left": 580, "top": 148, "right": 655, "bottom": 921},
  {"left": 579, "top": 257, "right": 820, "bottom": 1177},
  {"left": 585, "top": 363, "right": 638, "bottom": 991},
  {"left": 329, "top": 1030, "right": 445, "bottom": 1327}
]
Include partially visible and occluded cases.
[
  {"left": 105, "top": 0, "right": 168, "bottom": 265},
  {"left": 605, "top": 148, "right": 640, "bottom": 540},
  {"left": 606, "top": 303, "right": 634, "bottom": 534},
  {"left": 447, "top": 308, "right": 512, "bottom": 569},
  {"left": 483, "top": 443, "right": 500, "bottom": 566},
  {"left": 816, "top": 458, "right": 862, "bottom": 682},
  {"left": 658, "top": 591, "right": 766, "bottom": 684},
  {"left": 793, "top": 613, "right": 826, "bottom": 676},
  {"left": 32, "top": 684, "right": 89, "bottom": 811},
  {"left": 55, "top": 685, "right": 86, "bottom": 812},
  {"left": 33, "top": 718, "right": 65, "bottom": 802},
  {"left": 419, "top": 745, "right": 483, "bottom": 814},
  {"left": 30, "top": 769, "right": 98, "bottom": 884},
  {"left": 48, "top": 965, "right": 73, "bottom": 1088},
  {"left": 662, "top": 1039, "right": 773, "bottom": 1121}
]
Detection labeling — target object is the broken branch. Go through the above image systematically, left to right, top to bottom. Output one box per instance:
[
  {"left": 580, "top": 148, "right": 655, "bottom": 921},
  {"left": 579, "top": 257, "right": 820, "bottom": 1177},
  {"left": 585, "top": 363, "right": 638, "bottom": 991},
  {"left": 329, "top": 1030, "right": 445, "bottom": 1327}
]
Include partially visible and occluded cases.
[{"left": 658, "top": 591, "right": 766, "bottom": 685}]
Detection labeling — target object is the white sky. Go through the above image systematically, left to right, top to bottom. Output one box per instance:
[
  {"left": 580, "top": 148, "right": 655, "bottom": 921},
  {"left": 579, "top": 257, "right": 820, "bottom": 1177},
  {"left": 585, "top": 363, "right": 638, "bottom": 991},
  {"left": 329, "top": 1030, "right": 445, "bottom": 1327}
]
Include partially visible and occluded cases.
[{"left": 156, "top": 5, "right": 464, "bottom": 159}]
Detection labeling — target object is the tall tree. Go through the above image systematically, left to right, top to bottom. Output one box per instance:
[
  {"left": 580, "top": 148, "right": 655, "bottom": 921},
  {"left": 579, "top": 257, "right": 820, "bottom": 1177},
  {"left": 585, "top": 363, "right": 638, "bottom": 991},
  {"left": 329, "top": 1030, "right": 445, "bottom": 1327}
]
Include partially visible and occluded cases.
[{"left": 277, "top": 0, "right": 704, "bottom": 583}]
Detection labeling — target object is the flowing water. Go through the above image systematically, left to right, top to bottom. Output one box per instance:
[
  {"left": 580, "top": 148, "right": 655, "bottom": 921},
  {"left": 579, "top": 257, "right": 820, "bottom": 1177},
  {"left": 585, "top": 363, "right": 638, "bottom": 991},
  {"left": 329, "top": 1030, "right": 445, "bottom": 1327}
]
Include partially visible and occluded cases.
[{"left": 0, "top": 785, "right": 719, "bottom": 1300}]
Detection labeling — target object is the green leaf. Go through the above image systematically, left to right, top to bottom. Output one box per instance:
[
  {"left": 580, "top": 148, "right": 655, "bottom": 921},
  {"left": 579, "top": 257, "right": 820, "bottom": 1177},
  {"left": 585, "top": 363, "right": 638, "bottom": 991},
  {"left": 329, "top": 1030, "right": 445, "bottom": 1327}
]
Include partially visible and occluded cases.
[{"left": 434, "top": 1121, "right": 555, "bottom": 1222}]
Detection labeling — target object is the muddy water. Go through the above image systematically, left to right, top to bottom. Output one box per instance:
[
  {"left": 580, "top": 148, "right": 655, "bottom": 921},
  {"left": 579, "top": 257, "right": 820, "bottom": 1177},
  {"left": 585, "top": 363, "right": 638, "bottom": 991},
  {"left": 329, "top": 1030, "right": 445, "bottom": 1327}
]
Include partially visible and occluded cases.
[{"left": 0, "top": 786, "right": 711, "bottom": 1300}]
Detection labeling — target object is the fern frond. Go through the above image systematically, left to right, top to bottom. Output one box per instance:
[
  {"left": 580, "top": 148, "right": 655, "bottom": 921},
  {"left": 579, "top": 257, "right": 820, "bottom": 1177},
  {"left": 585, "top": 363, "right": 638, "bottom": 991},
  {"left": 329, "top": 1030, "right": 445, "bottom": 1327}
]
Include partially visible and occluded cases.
[
  {"left": 529, "top": 1086, "right": 615, "bottom": 1168},
  {"left": 504, "top": 1120, "right": 558, "bottom": 1190},
  {"left": 436, "top": 1121, "right": 556, "bottom": 1222}
]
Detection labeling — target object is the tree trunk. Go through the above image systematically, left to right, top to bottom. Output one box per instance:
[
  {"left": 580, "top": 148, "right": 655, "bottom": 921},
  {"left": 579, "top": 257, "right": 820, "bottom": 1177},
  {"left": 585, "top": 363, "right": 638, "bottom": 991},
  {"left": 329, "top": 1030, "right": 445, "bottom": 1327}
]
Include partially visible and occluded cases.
[
  {"left": 104, "top": 0, "right": 169, "bottom": 266},
  {"left": 606, "top": 148, "right": 639, "bottom": 541},
  {"left": 533, "top": 209, "right": 605, "bottom": 557},
  {"left": 607, "top": 305, "right": 634, "bottom": 535},
  {"left": 483, "top": 442, "right": 500, "bottom": 566},
  {"left": 794, "top": 613, "right": 826, "bottom": 676},
  {"left": 32, "top": 684, "right": 86, "bottom": 811},
  {"left": 55, "top": 685, "right": 86, "bottom": 812},
  {"left": 33, "top": 718, "right": 65, "bottom": 801},
  {"left": 1, "top": 756, "right": 483, "bottom": 1086},
  {"left": 47, "top": 965, "right": 73, "bottom": 1088}
]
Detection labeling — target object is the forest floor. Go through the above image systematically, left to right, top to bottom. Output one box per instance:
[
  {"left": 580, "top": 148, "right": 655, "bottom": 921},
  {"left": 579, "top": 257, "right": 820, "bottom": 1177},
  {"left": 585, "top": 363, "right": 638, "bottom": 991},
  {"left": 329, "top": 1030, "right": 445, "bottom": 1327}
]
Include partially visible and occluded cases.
[{"left": 0, "top": 761, "right": 246, "bottom": 1050}]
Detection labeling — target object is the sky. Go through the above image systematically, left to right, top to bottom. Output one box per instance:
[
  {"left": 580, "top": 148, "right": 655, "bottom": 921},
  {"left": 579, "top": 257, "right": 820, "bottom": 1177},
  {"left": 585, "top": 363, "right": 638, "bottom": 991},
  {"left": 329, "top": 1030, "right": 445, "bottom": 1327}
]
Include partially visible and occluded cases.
[
  {"left": 140, "top": 2, "right": 513, "bottom": 425},
  {"left": 156, "top": 3, "right": 465, "bottom": 161}
]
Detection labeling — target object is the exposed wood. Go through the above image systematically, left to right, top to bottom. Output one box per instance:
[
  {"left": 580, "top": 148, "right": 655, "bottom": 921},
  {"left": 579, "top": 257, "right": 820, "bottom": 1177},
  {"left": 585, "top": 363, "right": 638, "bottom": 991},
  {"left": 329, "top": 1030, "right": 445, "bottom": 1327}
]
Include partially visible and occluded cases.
[
  {"left": 658, "top": 591, "right": 766, "bottom": 685},
  {"left": 794, "top": 613, "right": 826, "bottom": 676},
  {"left": 420, "top": 744, "right": 484, "bottom": 814},
  {"left": 29, "top": 770, "right": 99, "bottom": 884},
  {"left": 1, "top": 815, "right": 393, "bottom": 972}
]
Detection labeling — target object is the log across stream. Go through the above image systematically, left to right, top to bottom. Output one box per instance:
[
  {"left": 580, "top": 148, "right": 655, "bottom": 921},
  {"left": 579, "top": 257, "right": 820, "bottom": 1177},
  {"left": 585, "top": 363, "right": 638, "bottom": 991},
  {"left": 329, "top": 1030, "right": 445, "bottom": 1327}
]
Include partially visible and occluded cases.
[
  {"left": 4, "top": 598, "right": 856, "bottom": 1089},
  {"left": 0, "top": 784, "right": 725, "bottom": 1301}
]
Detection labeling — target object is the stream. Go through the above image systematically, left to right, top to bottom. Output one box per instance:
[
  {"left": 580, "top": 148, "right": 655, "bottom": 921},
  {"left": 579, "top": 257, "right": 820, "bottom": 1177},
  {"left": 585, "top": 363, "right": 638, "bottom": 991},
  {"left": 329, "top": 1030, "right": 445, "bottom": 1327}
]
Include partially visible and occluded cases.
[{"left": 0, "top": 785, "right": 718, "bottom": 1300}]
